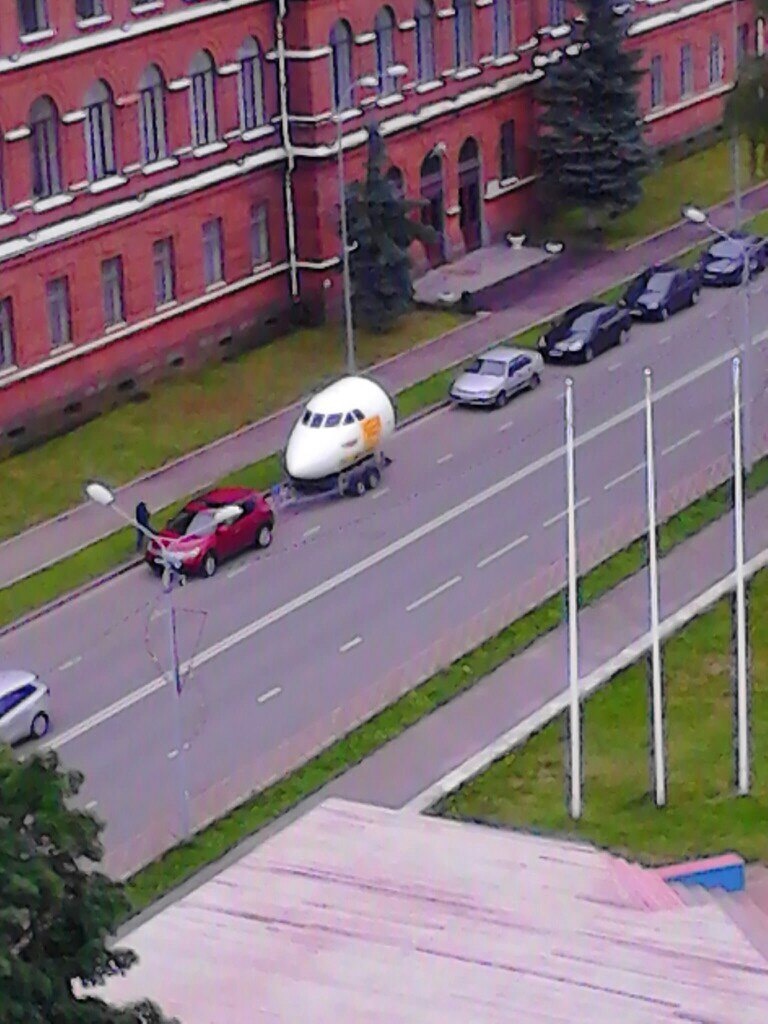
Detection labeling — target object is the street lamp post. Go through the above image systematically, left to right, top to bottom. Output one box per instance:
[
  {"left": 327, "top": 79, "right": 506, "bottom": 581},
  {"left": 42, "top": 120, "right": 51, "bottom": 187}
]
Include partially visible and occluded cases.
[
  {"left": 334, "top": 63, "right": 408, "bottom": 375},
  {"left": 682, "top": 204, "right": 754, "bottom": 473},
  {"left": 85, "top": 483, "right": 242, "bottom": 840}
]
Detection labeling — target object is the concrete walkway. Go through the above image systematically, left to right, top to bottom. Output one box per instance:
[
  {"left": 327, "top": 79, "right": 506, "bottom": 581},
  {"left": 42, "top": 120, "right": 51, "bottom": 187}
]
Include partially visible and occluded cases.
[{"left": 3, "top": 181, "right": 768, "bottom": 590}]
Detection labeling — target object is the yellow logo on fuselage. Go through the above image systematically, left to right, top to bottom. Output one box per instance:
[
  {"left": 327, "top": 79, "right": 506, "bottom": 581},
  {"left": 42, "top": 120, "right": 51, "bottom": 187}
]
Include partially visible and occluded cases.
[{"left": 361, "top": 415, "right": 382, "bottom": 449}]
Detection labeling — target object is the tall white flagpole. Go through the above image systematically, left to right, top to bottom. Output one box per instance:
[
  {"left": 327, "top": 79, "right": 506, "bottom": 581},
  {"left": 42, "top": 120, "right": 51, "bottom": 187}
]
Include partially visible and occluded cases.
[
  {"left": 732, "top": 355, "right": 750, "bottom": 794},
  {"left": 644, "top": 368, "right": 666, "bottom": 807},
  {"left": 565, "top": 377, "right": 582, "bottom": 819}
]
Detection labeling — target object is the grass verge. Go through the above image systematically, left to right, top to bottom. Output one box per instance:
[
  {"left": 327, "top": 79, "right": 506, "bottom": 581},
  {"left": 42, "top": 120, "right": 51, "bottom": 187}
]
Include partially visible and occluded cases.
[
  {"left": 0, "top": 309, "right": 465, "bottom": 543},
  {"left": 123, "top": 453, "right": 768, "bottom": 912},
  {"left": 437, "top": 570, "right": 768, "bottom": 865}
]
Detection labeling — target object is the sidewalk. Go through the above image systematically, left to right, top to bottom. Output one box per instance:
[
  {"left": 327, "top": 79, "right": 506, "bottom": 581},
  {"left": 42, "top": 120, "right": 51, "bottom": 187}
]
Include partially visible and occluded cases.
[{"left": 3, "top": 181, "right": 768, "bottom": 590}]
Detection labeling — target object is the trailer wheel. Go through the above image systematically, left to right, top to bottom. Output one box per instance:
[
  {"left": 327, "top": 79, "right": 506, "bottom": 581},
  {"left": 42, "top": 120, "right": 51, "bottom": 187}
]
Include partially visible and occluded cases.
[
  {"left": 364, "top": 466, "right": 381, "bottom": 491},
  {"left": 337, "top": 472, "right": 349, "bottom": 497},
  {"left": 352, "top": 472, "right": 367, "bottom": 497}
]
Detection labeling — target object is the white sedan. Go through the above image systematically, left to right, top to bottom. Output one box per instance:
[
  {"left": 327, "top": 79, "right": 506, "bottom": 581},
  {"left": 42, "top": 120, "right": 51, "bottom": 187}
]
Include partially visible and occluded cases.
[
  {"left": 449, "top": 346, "right": 544, "bottom": 409},
  {"left": 0, "top": 670, "right": 51, "bottom": 745}
]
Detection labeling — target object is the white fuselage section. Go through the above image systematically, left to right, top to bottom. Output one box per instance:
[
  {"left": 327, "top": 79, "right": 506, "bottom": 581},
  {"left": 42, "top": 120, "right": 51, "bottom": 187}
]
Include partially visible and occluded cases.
[{"left": 284, "top": 375, "right": 397, "bottom": 482}]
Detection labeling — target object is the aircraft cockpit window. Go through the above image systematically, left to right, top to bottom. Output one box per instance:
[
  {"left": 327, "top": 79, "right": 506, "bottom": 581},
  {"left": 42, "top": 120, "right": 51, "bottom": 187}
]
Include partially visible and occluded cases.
[
  {"left": 353, "top": 409, "right": 364, "bottom": 421},
  {"left": 302, "top": 410, "right": 311, "bottom": 425},
  {"left": 343, "top": 412, "right": 355, "bottom": 425},
  {"left": 310, "top": 413, "right": 324, "bottom": 428},
  {"left": 325, "top": 414, "right": 342, "bottom": 427}
]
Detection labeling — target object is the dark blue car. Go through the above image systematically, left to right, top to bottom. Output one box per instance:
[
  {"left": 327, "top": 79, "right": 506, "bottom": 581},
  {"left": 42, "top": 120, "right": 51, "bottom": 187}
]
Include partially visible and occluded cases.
[
  {"left": 700, "top": 232, "right": 768, "bottom": 287},
  {"left": 621, "top": 264, "right": 702, "bottom": 321},
  {"left": 538, "top": 301, "right": 632, "bottom": 364}
]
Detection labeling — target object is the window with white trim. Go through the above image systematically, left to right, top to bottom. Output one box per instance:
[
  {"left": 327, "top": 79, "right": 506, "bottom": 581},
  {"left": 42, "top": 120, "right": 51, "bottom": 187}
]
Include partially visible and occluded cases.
[
  {"left": 17, "top": 0, "right": 48, "bottom": 35},
  {"left": 76, "top": 0, "right": 105, "bottom": 19},
  {"left": 414, "top": 0, "right": 435, "bottom": 83},
  {"left": 454, "top": 0, "right": 474, "bottom": 69},
  {"left": 493, "top": 0, "right": 512, "bottom": 57},
  {"left": 375, "top": 6, "right": 396, "bottom": 95},
  {"left": 330, "top": 20, "right": 353, "bottom": 111},
  {"left": 737, "top": 22, "right": 749, "bottom": 64},
  {"left": 708, "top": 35, "right": 723, "bottom": 84},
  {"left": 238, "top": 37, "right": 266, "bottom": 131},
  {"left": 680, "top": 43, "right": 693, "bottom": 98},
  {"left": 190, "top": 50, "right": 218, "bottom": 147},
  {"left": 650, "top": 55, "right": 663, "bottom": 108},
  {"left": 139, "top": 64, "right": 167, "bottom": 165},
  {"left": 84, "top": 79, "right": 116, "bottom": 181},
  {"left": 29, "top": 96, "right": 61, "bottom": 198},
  {"left": 499, "top": 120, "right": 516, "bottom": 180},
  {"left": 0, "top": 139, "right": 5, "bottom": 211},
  {"left": 250, "top": 203, "right": 270, "bottom": 267},
  {"left": 202, "top": 218, "right": 225, "bottom": 287},
  {"left": 153, "top": 237, "right": 176, "bottom": 307},
  {"left": 101, "top": 256, "right": 125, "bottom": 328},
  {"left": 46, "top": 277, "right": 71, "bottom": 349},
  {"left": 0, "top": 298, "right": 14, "bottom": 369}
]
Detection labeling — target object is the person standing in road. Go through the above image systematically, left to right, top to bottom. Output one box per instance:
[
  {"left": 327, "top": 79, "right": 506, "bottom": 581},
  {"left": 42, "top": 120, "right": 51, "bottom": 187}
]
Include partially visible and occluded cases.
[{"left": 135, "top": 500, "right": 152, "bottom": 552}]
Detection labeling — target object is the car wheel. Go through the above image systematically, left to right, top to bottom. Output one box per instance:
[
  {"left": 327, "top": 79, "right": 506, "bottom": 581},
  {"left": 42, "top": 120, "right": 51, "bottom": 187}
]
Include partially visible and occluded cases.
[
  {"left": 691, "top": 289, "right": 700, "bottom": 305},
  {"left": 661, "top": 306, "right": 669, "bottom": 320},
  {"left": 583, "top": 346, "right": 594, "bottom": 363},
  {"left": 529, "top": 372, "right": 541, "bottom": 390},
  {"left": 494, "top": 390, "right": 508, "bottom": 409},
  {"left": 364, "top": 466, "right": 381, "bottom": 490},
  {"left": 256, "top": 525, "right": 273, "bottom": 548},
  {"left": 202, "top": 552, "right": 218, "bottom": 578},
  {"left": 30, "top": 712, "right": 50, "bottom": 739}
]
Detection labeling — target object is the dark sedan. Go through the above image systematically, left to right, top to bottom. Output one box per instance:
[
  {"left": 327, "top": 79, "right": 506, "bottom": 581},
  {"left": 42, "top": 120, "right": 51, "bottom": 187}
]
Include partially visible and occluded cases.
[
  {"left": 700, "top": 232, "right": 768, "bottom": 287},
  {"left": 621, "top": 264, "right": 702, "bottom": 321},
  {"left": 537, "top": 302, "right": 632, "bottom": 364}
]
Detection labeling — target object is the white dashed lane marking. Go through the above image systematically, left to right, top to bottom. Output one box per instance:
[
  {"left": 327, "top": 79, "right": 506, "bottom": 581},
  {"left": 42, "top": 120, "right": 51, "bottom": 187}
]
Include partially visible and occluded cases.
[
  {"left": 662, "top": 429, "right": 701, "bottom": 456},
  {"left": 542, "top": 497, "right": 590, "bottom": 528},
  {"left": 476, "top": 534, "right": 528, "bottom": 569},
  {"left": 406, "top": 576, "right": 462, "bottom": 612},
  {"left": 339, "top": 636, "right": 363, "bottom": 653},
  {"left": 257, "top": 687, "right": 282, "bottom": 704}
]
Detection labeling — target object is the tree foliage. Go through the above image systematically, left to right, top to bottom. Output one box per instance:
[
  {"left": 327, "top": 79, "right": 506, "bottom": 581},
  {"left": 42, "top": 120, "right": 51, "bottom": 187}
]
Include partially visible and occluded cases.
[
  {"left": 536, "top": 0, "right": 652, "bottom": 222},
  {"left": 725, "top": 55, "right": 768, "bottom": 180},
  {"left": 344, "top": 125, "right": 435, "bottom": 332},
  {"left": 0, "top": 747, "right": 178, "bottom": 1024}
]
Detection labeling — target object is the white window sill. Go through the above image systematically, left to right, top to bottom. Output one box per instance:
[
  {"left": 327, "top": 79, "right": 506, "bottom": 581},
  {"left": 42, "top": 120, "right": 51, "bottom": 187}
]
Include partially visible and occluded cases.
[
  {"left": 132, "top": 0, "right": 164, "bottom": 12},
  {"left": 437, "top": 8, "right": 456, "bottom": 17},
  {"left": 76, "top": 14, "right": 111, "bottom": 29},
  {"left": 399, "top": 18, "right": 416, "bottom": 29},
  {"left": 20, "top": 28, "right": 55, "bottom": 44},
  {"left": 354, "top": 31, "right": 376, "bottom": 43},
  {"left": 517, "top": 39, "right": 538, "bottom": 51},
  {"left": 494, "top": 53, "right": 520, "bottom": 67},
  {"left": 217, "top": 62, "right": 241, "bottom": 75},
  {"left": 455, "top": 66, "right": 482, "bottom": 80},
  {"left": 168, "top": 78, "right": 191, "bottom": 91},
  {"left": 416, "top": 79, "right": 443, "bottom": 93},
  {"left": 376, "top": 92, "right": 404, "bottom": 107},
  {"left": 333, "top": 107, "right": 362, "bottom": 123},
  {"left": 62, "top": 109, "right": 87, "bottom": 124},
  {"left": 241, "top": 125, "right": 273, "bottom": 142},
  {"left": 5, "top": 126, "right": 31, "bottom": 141},
  {"left": 224, "top": 128, "right": 242, "bottom": 140},
  {"left": 193, "top": 141, "right": 227, "bottom": 158},
  {"left": 173, "top": 145, "right": 193, "bottom": 157},
  {"left": 142, "top": 157, "right": 178, "bottom": 175},
  {"left": 88, "top": 174, "right": 127, "bottom": 194},
  {"left": 69, "top": 179, "right": 89, "bottom": 192},
  {"left": 33, "top": 193, "right": 74, "bottom": 213},
  {"left": 0, "top": 212, "right": 18, "bottom": 227},
  {"left": 252, "top": 260, "right": 271, "bottom": 272},
  {"left": 205, "top": 280, "right": 227, "bottom": 293},
  {"left": 155, "top": 300, "right": 178, "bottom": 313},
  {"left": 105, "top": 321, "right": 127, "bottom": 334},
  {"left": 51, "top": 342, "right": 74, "bottom": 354},
  {"left": 0, "top": 364, "right": 19, "bottom": 380}
]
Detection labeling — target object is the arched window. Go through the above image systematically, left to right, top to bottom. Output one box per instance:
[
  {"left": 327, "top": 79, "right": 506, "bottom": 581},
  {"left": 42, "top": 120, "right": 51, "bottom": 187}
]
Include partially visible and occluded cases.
[
  {"left": 415, "top": 0, "right": 435, "bottom": 83},
  {"left": 454, "top": 0, "right": 474, "bottom": 69},
  {"left": 493, "top": 0, "right": 512, "bottom": 57},
  {"left": 375, "top": 7, "right": 396, "bottom": 95},
  {"left": 330, "top": 20, "right": 353, "bottom": 111},
  {"left": 708, "top": 34, "right": 723, "bottom": 83},
  {"left": 238, "top": 37, "right": 265, "bottom": 131},
  {"left": 189, "top": 50, "right": 218, "bottom": 147},
  {"left": 138, "top": 64, "right": 167, "bottom": 165},
  {"left": 84, "top": 79, "right": 116, "bottom": 181},
  {"left": 29, "top": 96, "right": 61, "bottom": 199},
  {"left": 0, "top": 135, "right": 5, "bottom": 212}
]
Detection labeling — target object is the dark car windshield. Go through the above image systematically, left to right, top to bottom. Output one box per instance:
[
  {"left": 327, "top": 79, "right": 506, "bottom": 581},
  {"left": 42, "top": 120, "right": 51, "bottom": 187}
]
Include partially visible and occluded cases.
[
  {"left": 710, "top": 239, "right": 744, "bottom": 260},
  {"left": 646, "top": 272, "right": 675, "bottom": 294},
  {"left": 570, "top": 309, "right": 603, "bottom": 332},
  {"left": 466, "top": 358, "right": 505, "bottom": 377}
]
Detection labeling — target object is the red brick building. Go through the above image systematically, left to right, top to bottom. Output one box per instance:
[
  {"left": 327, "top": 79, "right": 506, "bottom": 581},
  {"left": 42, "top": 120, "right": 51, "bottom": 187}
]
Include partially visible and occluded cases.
[{"left": 0, "top": 0, "right": 762, "bottom": 437}]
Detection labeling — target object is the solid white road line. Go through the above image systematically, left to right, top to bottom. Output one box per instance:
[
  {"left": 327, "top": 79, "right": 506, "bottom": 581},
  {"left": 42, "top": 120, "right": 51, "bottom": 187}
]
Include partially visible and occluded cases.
[
  {"left": 41, "top": 338, "right": 759, "bottom": 753},
  {"left": 715, "top": 410, "right": 732, "bottom": 425},
  {"left": 662, "top": 429, "right": 701, "bottom": 456},
  {"left": 437, "top": 453, "right": 453, "bottom": 464},
  {"left": 604, "top": 462, "right": 645, "bottom": 491},
  {"left": 542, "top": 497, "right": 590, "bottom": 528},
  {"left": 303, "top": 525, "right": 321, "bottom": 538},
  {"left": 476, "top": 534, "right": 528, "bottom": 569},
  {"left": 226, "top": 564, "right": 249, "bottom": 578},
  {"left": 406, "top": 576, "right": 462, "bottom": 613},
  {"left": 339, "top": 636, "right": 363, "bottom": 653},
  {"left": 58, "top": 655, "right": 82, "bottom": 671},
  {"left": 257, "top": 686, "right": 282, "bottom": 704}
]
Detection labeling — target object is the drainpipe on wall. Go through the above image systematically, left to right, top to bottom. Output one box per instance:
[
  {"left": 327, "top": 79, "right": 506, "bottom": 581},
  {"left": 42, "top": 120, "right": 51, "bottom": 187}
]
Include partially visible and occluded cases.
[{"left": 276, "top": 0, "right": 299, "bottom": 297}]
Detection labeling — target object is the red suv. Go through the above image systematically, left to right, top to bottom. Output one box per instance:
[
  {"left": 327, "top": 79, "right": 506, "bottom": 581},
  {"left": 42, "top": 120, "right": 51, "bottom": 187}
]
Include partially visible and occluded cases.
[{"left": 145, "top": 487, "right": 274, "bottom": 579}]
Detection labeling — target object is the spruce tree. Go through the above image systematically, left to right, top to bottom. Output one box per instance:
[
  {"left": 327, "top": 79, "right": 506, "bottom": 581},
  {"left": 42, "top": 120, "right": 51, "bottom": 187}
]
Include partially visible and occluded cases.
[
  {"left": 536, "top": 0, "right": 652, "bottom": 224},
  {"left": 344, "top": 125, "right": 434, "bottom": 332},
  {"left": 0, "top": 746, "right": 178, "bottom": 1024}
]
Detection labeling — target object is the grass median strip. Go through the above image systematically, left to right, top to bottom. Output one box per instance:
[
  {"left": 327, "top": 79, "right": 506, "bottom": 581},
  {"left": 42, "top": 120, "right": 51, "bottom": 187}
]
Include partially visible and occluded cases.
[
  {"left": 123, "top": 454, "right": 768, "bottom": 913},
  {"left": 436, "top": 568, "right": 768, "bottom": 865}
]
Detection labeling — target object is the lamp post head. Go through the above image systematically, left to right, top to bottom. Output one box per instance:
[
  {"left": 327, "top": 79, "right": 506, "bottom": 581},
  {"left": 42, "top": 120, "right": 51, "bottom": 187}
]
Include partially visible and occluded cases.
[
  {"left": 682, "top": 204, "right": 707, "bottom": 225},
  {"left": 85, "top": 481, "right": 116, "bottom": 507}
]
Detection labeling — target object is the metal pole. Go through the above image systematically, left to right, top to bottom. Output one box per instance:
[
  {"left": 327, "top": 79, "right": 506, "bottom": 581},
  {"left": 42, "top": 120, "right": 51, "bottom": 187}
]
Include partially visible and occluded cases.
[
  {"left": 731, "top": 0, "right": 743, "bottom": 231},
  {"left": 336, "top": 106, "right": 356, "bottom": 375},
  {"left": 738, "top": 240, "right": 753, "bottom": 473},
  {"left": 732, "top": 355, "right": 750, "bottom": 794},
  {"left": 644, "top": 368, "right": 666, "bottom": 807},
  {"left": 565, "top": 378, "right": 582, "bottom": 820},
  {"left": 165, "top": 572, "right": 192, "bottom": 839}
]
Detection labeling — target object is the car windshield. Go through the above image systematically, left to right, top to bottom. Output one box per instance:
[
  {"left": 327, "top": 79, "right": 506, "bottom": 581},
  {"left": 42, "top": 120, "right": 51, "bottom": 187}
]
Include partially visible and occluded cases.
[
  {"left": 710, "top": 239, "right": 743, "bottom": 260},
  {"left": 646, "top": 272, "right": 675, "bottom": 294},
  {"left": 569, "top": 309, "right": 602, "bottom": 332},
  {"left": 466, "top": 358, "right": 505, "bottom": 377},
  {"left": 324, "top": 414, "right": 342, "bottom": 427},
  {"left": 167, "top": 508, "right": 217, "bottom": 536}
]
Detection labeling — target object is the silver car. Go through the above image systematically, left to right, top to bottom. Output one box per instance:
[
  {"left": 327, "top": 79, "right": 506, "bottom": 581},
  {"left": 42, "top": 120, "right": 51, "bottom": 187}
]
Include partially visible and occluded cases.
[
  {"left": 449, "top": 346, "right": 544, "bottom": 408},
  {"left": 0, "top": 670, "right": 51, "bottom": 745}
]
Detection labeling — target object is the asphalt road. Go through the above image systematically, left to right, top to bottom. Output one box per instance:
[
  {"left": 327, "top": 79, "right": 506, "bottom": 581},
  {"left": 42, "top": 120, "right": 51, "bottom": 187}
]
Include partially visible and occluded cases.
[{"left": 5, "top": 277, "right": 768, "bottom": 877}]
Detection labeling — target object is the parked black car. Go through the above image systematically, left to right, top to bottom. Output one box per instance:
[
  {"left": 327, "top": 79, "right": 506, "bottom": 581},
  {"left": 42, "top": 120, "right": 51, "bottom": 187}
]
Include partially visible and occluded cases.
[
  {"left": 699, "top": 232, "right": 768, "bottom": 287},
  {"left": 621, "top": 263, "right": 702, "bottom": 321},
  {"left": 538, "top": 301, "right": 633, "bottom": 364}
]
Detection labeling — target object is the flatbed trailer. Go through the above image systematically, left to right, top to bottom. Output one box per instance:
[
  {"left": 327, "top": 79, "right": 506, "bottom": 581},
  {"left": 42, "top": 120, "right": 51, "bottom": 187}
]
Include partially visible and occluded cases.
[{"left": 267, "top": 451, "right": 392, "bottom": 512}]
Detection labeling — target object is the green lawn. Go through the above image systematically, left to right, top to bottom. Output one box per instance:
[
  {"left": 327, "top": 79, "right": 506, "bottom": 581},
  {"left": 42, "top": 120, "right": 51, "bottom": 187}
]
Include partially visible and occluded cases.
[
  {"left": 0, "top": 310, "right": 463, "bottom": 543},
  {"left": 438, "top": 569, "right": 768, "bottom": 865}
]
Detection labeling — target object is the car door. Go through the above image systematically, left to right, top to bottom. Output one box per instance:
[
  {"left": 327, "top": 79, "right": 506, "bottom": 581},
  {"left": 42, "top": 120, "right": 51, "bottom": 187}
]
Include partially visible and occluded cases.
[
  {"left": 596, "top": 309, "right": 615, "bottom": 353},
  {"left": 505, "top": 356, "right": 527, "bottom": 394},
  {"left": 235, "top": 499, "right": 259, "bottom": 554},
  {"left": 215, "top": 505, "right": 247, "bottom": 560},
  {"left": 0, "top": 684, "right": 34, "bottom": 745}
]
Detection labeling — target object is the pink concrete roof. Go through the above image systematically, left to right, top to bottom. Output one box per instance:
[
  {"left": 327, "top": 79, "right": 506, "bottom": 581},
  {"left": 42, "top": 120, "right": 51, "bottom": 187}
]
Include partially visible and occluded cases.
[{"left": 97, "top": 799, "right": 768, "bottom": 1022}]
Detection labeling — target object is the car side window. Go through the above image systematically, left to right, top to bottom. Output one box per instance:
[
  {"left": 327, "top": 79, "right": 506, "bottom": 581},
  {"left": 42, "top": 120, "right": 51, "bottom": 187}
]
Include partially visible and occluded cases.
[
  {"left": 353, "top": 409, "right": 364, "bottom": 421},
  {"left": 343, "top": 412, "right": 355, "bottom": 425},
  {"left": 241, "top": 499, "right": 255, "bottom": 515},
  {"left": 0, "top": 685, "right": 33, "bottom": 718}
]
